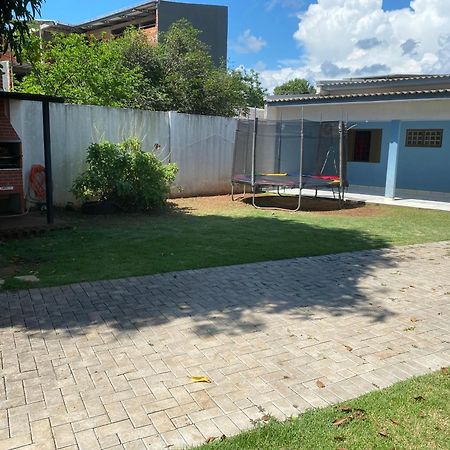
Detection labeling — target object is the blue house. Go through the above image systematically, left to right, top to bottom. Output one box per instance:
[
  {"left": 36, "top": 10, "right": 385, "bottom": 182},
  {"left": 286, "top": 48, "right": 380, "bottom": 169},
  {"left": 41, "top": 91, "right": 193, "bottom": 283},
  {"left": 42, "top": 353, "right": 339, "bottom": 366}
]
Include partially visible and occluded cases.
[{"left": 265, "top": 75, "right": 450, "bottom": 201}]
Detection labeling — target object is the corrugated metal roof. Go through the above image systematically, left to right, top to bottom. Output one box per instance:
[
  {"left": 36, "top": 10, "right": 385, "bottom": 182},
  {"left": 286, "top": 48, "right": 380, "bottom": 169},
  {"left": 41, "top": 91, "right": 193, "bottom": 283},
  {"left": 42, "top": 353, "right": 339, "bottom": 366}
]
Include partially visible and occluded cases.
[
  {"left": 37, "top": 1, "right": 158, "bottom": 30},
  {"left": 318, "top": 74, "right": 450, "bottom": 87},
  {"left": 266, "top": 88, "right": 450, "bottom": 105}
]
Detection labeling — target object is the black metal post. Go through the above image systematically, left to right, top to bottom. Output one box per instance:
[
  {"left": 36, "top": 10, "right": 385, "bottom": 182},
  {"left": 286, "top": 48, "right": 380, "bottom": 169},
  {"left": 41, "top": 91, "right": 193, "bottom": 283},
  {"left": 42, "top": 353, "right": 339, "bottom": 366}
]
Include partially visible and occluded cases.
[{"left": 42, "top": 100, "right": 54, "bottom": 224}]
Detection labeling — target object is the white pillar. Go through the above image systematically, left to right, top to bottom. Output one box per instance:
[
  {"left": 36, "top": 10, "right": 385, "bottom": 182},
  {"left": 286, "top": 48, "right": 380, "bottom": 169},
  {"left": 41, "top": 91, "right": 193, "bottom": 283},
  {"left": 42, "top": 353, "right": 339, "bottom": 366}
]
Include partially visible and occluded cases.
[{"left": 384, "top": 120, "right": 401, "bottom": 199}]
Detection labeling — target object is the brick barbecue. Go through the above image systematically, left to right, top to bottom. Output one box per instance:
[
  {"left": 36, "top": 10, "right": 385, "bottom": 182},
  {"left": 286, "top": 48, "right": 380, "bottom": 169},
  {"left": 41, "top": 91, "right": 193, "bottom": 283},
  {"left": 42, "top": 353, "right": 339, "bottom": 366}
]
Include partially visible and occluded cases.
[{"left": 0, "top": 98, "right": 24, "bottom": 215}]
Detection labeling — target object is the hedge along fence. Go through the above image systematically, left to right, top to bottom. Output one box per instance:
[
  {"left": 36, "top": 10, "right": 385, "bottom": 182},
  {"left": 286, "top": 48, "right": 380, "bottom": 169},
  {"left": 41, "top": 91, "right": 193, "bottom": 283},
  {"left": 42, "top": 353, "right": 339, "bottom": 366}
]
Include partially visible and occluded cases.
[{"left": 9, "top": 101, "right": 238, "bottom": 207}]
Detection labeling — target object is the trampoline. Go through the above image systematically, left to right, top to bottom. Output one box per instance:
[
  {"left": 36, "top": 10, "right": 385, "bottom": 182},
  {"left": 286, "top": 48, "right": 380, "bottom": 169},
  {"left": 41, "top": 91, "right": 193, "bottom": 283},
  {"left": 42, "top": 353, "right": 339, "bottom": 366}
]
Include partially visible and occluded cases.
[{"left": 231, "top": 117, "right": 348, "bottom": 211}]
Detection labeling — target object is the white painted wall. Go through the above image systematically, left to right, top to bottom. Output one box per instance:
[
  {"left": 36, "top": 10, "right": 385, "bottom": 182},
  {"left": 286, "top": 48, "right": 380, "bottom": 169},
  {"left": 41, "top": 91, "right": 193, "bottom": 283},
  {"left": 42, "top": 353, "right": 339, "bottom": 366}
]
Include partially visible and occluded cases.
[
  {"left": 266, "top": 98, "right": 450, "bottom": 122},
  {"left": 9, "top": 100, "right": 44, "bottom": 198},
  {"left": 9, "top": 101, "right": 237, "bottom": 206},
  {"left": 49, "top": 104, "right": 170, "bottom": 206},
  {"left": 170, "top": 112, "right": 237, "bottom": 197}
]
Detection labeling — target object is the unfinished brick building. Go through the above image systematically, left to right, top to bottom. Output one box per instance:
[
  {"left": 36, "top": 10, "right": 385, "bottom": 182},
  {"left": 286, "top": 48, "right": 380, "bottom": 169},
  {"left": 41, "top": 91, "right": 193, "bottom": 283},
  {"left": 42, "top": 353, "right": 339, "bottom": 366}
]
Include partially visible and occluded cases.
[{"left": 39, "top": 0, "right": 228, "bottom": 66}]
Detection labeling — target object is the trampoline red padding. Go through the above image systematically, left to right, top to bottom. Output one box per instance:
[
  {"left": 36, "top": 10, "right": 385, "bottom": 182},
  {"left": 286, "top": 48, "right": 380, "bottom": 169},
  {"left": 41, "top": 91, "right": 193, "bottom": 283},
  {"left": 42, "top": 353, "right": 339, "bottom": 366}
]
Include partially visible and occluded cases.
[{"left": 232, "top": 174, "right": 342, "bottom": 189}]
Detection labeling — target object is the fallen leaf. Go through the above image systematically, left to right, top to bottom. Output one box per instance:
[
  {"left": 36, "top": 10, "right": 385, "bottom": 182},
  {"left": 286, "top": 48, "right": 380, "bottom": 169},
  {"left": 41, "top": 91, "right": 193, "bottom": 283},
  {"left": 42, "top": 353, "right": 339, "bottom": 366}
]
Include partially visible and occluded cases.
[
  {"left": 344, "top": 345, "right": 353, "bottom": 352},
  {"left": 441, "top": 367, "right": 449, "bottom": 375},
  {"left": 191, "top": 376, "right": 211, "bottom": 383},
  {"left": 316, "top": 379, "right": 326, "bottom": 389},
  {"left": 414, "top": 395, "right": 425, "bottom": 401},
  {"left": 339, "top": 405, "right": 353, "bottom": 412},
  {"left": 418, "top": 411, "right": 426, "bottom": 418},
  {"left": 261, "top": 415, "right": 270, "bottom": 422},
  {"left": 333, "top": 416, "right": 351, "bottom": 427},
  {"left": 389, "top": 418, "right": 400, "bottom": 425},
  {"left": 379, "top": 429, "right": 389, "bottom": 437},
  {"left": 206, "top": 437, "right": 217, "bottom": 443}
]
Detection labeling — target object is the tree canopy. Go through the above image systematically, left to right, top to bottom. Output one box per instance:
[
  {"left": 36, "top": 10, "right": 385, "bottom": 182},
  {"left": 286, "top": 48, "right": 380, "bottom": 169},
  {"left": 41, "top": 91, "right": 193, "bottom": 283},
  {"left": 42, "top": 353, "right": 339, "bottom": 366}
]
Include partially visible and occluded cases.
[
  {"left": 1, "top": 0, "right": 43, "bottom": 59},
  {"left": 17, "top": 20, "right": 267, "bottom": 116},
  {"left": 18, "top": 33, "right": 144, "bottom": 107},
  {"left": 273, "top": 78, "right": 316, "bottom": 95}
]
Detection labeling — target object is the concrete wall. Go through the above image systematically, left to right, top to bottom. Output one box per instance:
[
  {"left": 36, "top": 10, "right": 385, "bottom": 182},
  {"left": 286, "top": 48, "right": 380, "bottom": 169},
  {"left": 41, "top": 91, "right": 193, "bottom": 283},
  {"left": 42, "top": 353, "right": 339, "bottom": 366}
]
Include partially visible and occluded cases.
[
  {"left": 158, "top": 1, "right": 228, "bottom": 66},
  {"left": 9, "top": 102, "right": 237, "bottom": 206},
  {"left": 170, "top": 112, "right": 237, "bottom": 196}
]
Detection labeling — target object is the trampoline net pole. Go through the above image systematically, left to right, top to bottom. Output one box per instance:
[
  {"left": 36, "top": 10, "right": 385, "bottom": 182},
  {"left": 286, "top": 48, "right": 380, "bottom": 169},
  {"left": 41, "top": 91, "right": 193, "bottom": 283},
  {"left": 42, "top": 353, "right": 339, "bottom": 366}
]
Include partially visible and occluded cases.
[
  {"left": 297, "top": 110, "right": 304, "bottom": 211},
  {"left": 251, "top": 118, "right": 258, "bottom": 189},
  {"left": 339, "top": 120, "right": 344, "bottom": 207}
]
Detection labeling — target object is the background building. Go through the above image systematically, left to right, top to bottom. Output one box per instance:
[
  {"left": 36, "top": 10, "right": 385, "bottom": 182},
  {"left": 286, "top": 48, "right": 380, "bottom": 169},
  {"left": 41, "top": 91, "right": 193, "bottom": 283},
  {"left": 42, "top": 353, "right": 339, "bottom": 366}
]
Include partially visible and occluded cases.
[{"left": 38, "top": 0, "right": 228, "bottom": 66}]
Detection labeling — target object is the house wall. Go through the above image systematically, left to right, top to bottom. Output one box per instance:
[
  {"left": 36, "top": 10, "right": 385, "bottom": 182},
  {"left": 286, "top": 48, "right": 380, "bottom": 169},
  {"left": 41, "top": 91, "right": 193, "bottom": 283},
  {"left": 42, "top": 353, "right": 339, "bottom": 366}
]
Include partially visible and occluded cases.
[
  {"left": 265, "top": 99, "right": 450, "bottom": 121},
  {"left": 266, "top": 100, "right": 450, "bottom": 194},
  {"left": 9, "top": 101, "right": 237, "bottom": 206},
  {"left": 397, "top": 121, "right": 450, "bottom": 193},
  {"left": 346, "top": 122, "right": 390, "bottom": 188}
]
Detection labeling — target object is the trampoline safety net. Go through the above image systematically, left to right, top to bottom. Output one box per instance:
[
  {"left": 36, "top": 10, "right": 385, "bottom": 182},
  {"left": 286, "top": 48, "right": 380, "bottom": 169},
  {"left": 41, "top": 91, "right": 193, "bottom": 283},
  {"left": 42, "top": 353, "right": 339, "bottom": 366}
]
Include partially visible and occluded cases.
[{"left": 232, "top": 118, "right": 348, "bottom": 191}]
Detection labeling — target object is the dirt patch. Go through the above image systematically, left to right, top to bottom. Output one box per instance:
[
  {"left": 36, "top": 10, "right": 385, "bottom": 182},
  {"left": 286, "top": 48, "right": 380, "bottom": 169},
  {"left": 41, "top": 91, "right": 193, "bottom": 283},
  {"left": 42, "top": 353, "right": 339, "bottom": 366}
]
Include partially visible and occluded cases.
[
  {"left": 168, "top": 194, "right": 389, "bottom": 217},
  {"left": 0, "top": 254, "right": 40, "bottom": 279}
]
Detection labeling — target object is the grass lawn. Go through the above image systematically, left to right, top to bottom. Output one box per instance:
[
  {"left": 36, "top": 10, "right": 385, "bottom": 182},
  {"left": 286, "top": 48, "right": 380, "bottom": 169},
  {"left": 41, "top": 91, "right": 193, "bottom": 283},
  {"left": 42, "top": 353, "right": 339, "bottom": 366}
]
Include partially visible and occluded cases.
[
  {"left": 1, "top": 195, "right": 450, "bottom": 290},
  {"left": 196, "top": 369, "right": 450, "bottom": 450}
]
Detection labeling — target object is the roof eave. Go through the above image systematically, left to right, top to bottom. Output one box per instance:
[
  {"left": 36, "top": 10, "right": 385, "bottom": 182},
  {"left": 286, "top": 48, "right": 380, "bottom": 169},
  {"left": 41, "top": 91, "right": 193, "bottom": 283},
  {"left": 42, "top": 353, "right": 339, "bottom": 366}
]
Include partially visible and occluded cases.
[
  {"left": 0, "top": 91, "right": 65, "bottom": 103},
  {"left": 266, "top": 91, "right": 450, "bottom": 106}
]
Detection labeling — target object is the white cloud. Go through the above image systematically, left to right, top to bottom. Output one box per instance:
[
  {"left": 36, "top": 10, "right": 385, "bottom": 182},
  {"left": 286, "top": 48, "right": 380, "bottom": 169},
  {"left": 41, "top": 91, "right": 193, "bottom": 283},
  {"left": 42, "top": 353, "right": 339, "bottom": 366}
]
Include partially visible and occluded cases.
[
  {"left": 258, "top": 0, "right": 450, "bottom": 92},
  {"left": 232, "top": 29, "right": 267, "bottom": 54}
]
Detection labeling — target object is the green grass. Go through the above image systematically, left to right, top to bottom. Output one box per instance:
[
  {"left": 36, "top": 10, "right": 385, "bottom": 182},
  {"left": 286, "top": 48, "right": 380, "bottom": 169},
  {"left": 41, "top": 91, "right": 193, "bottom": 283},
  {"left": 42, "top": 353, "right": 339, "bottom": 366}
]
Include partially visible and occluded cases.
[
  {"left": 1, "top": 198, "right": 450, "bottom": 290},
  {"left": 196, "top": 370, "right": 450, "bottom": 450}
]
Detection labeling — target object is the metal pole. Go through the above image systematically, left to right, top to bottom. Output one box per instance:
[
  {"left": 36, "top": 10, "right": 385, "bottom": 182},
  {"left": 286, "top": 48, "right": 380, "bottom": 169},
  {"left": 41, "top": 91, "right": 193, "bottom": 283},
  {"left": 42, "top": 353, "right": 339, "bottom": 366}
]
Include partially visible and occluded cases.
[
  {"left": 42, "top": 100, "right": 54, "bottom": 224},
  {"left": 296, "top": 108, "right": 304, "bottom": 211},
  {"left": 251, "top": 117, "right": 258, "bottom": 189},
  {"left": 251, "top": 117, "right": 258, "bottom": 207},
  {"left": 338, "top": 120, "right": 344, "bottom": 209}
]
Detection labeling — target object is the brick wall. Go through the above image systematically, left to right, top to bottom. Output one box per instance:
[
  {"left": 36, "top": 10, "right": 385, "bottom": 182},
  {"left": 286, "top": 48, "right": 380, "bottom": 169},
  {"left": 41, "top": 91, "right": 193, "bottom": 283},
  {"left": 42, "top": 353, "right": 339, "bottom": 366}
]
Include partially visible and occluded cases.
[
  {"left": 142, "top": 26, "right": 158, "bottom": 43},
  {"left": 0, "top": 97, "right": 24, "bottom": 213},
  {"left": 0, "top": 99, "right": 20, "bottom": 141},
  {"left": 0, "top": 168, "right": 24, "bottom": 213}
]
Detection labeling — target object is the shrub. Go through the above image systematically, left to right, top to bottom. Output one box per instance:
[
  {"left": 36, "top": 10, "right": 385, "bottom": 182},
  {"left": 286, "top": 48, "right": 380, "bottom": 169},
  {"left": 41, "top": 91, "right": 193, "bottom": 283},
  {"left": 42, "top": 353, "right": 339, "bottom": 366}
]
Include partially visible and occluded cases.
[{"left": 71, "top": 138, "right": 178, "bottom": 211}]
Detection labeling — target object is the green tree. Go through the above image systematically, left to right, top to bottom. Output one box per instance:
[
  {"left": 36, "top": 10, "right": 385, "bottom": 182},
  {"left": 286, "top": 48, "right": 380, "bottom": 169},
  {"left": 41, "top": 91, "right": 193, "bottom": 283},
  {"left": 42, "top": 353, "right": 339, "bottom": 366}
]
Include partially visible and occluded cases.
[
  {"left": 1, "top": 0, "right": 43, "bottom": 60},
  {"left": 18, "top": 20, "right": 267, "bottom": 116},
  {"left": 17, "top": 33, "right": 144, "bottom": 106},
  {"left": 232, "top": 68, "right": 267, "bottom": 108},
  {"left": 273, "top": 78, "right": 316, "bottom": 95}
]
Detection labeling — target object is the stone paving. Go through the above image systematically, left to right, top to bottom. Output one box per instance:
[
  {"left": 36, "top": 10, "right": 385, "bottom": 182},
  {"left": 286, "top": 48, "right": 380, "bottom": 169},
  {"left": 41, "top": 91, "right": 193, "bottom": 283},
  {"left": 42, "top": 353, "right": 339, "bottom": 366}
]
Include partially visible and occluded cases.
[{"left": 1, "top": 242, "right": 450, "bottom": 450}]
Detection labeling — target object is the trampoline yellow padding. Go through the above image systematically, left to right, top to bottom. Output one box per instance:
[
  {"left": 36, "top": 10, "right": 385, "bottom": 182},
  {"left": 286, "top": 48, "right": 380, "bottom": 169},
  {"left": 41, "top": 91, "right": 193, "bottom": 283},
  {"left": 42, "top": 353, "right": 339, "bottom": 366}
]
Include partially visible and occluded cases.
[{"left": 260, "top": 173, "right": 288, "bottom": 176}]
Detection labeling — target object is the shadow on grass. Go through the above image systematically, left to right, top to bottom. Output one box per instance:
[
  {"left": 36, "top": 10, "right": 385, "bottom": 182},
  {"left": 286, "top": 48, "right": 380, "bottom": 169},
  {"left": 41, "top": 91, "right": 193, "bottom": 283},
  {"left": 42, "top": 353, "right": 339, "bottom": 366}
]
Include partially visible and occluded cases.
[
  {"left": 242, "top": 194, "right": 365, "bottom": 212},
  {"left": 0, "top": 211, "right": 397, "bottom": 337}
]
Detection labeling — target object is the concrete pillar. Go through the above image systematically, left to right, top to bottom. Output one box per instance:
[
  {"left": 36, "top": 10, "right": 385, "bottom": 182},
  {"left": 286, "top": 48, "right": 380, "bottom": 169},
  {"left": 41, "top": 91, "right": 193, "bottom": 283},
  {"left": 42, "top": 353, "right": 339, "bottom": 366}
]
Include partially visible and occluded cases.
[{"left": 384, "top": 120, "right": 401, "bottom": 199}]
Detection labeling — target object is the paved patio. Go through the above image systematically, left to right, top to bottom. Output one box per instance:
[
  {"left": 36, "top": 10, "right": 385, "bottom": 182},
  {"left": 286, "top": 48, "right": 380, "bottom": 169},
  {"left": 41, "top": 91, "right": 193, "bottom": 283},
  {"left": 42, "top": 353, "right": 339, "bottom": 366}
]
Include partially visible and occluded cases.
[{"left": 1, "top": 242, "right": 449, "bottom": 449}]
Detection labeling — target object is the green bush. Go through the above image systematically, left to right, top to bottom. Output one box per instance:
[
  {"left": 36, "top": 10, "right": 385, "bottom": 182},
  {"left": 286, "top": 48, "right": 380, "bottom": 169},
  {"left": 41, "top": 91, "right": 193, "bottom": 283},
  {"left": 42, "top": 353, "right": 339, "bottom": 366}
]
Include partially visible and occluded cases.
[{"left": 71, "top": 138, "right": 178, "bottom": 211}]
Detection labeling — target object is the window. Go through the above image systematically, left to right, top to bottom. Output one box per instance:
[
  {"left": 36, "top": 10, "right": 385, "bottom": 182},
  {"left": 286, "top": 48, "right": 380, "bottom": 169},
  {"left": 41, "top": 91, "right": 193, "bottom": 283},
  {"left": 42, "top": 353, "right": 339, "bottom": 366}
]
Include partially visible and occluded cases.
[
  {"left": 348, "top": 129, "right": 382, "bottom": 163},
  {"left": 405, "top": 129, "right": 443, "bottom": 148}
]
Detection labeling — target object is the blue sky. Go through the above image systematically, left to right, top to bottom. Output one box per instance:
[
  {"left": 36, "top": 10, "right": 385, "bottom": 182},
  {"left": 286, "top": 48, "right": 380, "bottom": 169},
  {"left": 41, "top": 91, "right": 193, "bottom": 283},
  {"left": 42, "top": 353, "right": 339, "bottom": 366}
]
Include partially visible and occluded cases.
[{"left": 39, "top": 0, "right": 450, "bottom": 92}]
